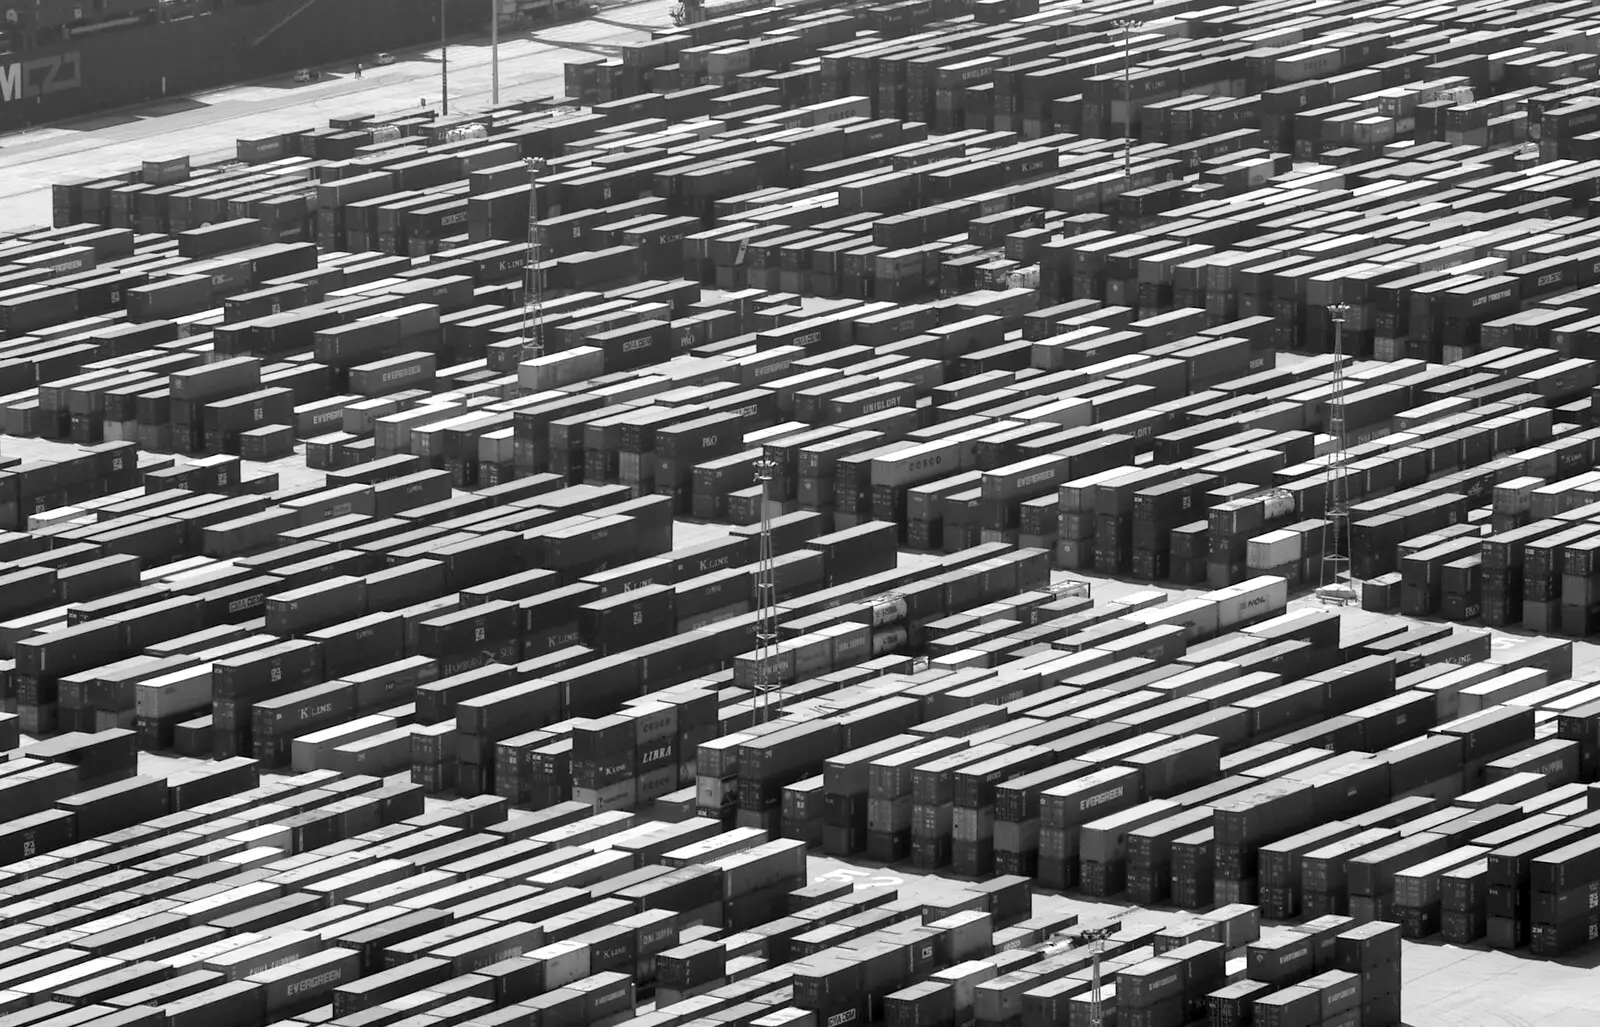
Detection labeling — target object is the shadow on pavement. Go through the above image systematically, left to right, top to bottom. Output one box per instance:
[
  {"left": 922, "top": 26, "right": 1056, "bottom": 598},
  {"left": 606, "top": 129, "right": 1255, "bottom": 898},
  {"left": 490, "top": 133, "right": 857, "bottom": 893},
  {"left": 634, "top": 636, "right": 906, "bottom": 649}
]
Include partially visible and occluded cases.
[
  {"left": 586, "top": 15, "right": 657, "bottom": 30},
  {"left": 530, "top": 37, "right": 625, "bottom": 55},
  {"left": 138, "top": 98, "right": 210, "bottom": 117},
  {"left": 64, "top": 111, "right": 143, "bottom": 132}
]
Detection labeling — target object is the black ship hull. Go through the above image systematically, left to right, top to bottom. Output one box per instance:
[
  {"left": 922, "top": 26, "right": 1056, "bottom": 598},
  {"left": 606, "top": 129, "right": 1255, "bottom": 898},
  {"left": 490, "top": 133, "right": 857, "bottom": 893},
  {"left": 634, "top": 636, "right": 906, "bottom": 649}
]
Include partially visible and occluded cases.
[{"left": 0, "top": 0, "right": 489, "bottom": 134}]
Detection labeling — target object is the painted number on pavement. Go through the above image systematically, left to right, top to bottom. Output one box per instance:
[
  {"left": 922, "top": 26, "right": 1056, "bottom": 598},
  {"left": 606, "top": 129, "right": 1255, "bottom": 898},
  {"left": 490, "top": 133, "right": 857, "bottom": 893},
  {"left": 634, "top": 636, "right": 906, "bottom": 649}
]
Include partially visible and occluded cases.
[{"left": 816, "top": 867, "right": 905, "bottom": 889}]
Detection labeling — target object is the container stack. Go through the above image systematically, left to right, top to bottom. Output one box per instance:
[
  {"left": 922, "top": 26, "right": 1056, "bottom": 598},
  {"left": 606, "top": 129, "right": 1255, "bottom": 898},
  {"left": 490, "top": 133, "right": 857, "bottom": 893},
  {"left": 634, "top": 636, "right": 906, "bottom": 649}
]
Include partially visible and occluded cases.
[
  {"left": 20, "top": 0, "right": 1600, "bottom": 1017},
  {"left": 1054, "top": 472, "right": 1100, "bottom": 570},
  {"left": 1133, "top": 476, "right": 1207, "bottom": 582},
  {"left": 1209, "top": 492, "right": 1297, "bottom": 589},
  {"left": 1168, "top": 521, "right": 1210, "bottom": 586},
  {"left": 454, "top": 680, "right": 562, "bottom": 797},
  {"left": 572, "top": 714, "right": 638, "bottom": 813},
  {"left": 489, "top": 728, "right": 550, "bottom": 802},
  {"left": 822, "top": 733, "right": 915, "bottom": 857},
  {"left": 527, "top": 734, "right": 574, "bottom": 809},
  {"left": 695, "top": 734, "right": 747, "bottom": 828},
  {"left": 871, "top": 737, "right": 967, "bottom": 864},
  {"left": 912, "top": 741, "right": 1004, "bottom": 871},
  {"left": 953, "top": 746, "right": 1045, "bottom": 877},
  {"left": 994, "top": 757, "right": 1096, "bottom": 879},
  {"left": 1038, "top": 765, "right": 1144, "bottom": 892},
  {"left": 781, "top": 774, "right": 824, "bottom": 848},
  {"left": 1214, "top": 782, "right": 1318, "bottom": 906},
  {"left": 1081, "top": 801, "right": 1181, "bottom": 899},
  {"left": 1128, "top": 805, "right": 1215, "bottom": 906},
  {"left": 1172, "top": 827, "right": 1217, "bottom": 910},
  {"left": 1531, "top": 835, "right": 1600, "bottom": 957},
  {"left": 711, "top": 838, "right": 807, "bottom": 931},
  {"left": 1392, "top": 844, "right": 1494, "bottom": 940},
  {"left": 1246, "top": 921, "right": 1403, "bottom": 1027},
  {"left": 1339, "top": 923, "right": 1405, "bottom": 1027},
  {"left": 1116, "top": 956, "right": 1188, "bottom": 1027}
]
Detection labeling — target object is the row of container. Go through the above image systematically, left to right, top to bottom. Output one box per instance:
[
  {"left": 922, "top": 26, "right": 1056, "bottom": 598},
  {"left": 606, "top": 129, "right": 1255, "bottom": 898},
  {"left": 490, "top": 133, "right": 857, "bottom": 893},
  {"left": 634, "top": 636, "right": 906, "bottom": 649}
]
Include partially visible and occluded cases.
[{"left": 0, "top": 715, "right": 1426, "bottom": 1027}]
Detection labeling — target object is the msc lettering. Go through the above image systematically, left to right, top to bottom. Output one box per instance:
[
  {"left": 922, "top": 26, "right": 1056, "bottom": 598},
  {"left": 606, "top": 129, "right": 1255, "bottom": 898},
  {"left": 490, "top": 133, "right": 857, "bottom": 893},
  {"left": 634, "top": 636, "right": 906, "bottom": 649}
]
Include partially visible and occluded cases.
[{"left": 0, "top": 53, "right": 81, "bottom": 103}]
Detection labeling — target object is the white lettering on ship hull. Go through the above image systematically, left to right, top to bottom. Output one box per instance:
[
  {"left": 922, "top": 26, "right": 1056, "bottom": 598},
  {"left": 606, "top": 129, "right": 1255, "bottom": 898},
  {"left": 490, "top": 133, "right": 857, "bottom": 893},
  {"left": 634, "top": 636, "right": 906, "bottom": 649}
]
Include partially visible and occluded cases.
[{"left": 0, "top": 53, "right": 81, "bottom": 103}]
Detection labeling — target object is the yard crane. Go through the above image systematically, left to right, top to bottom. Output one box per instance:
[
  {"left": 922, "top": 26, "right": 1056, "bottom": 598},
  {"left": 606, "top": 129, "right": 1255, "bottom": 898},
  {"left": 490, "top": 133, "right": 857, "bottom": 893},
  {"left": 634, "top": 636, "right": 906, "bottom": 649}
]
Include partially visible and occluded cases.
[{"left": 1048, "top": 910, "right": 1134, "bottom": 1027}]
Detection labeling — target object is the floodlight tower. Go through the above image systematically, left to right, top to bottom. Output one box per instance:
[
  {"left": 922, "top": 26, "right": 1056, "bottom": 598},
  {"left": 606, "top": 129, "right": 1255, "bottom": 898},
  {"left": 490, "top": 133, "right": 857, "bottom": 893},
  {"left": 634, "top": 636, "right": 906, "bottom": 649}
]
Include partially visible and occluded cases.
[
  {"left": 1113, "top": 19, "right": 1140, "bottom": 188},
  {"left": 521, "top": 157, "right": 550, "bottom": 368},
  {"left": 1318, "top": 303, "right": 1357, "bottom": 605},
  {"left": 753, "top": 455, "right": 781, "bottom": 723},
  {"left": 1053, "top": 912, "right": 1133, "bottom": 1027}
]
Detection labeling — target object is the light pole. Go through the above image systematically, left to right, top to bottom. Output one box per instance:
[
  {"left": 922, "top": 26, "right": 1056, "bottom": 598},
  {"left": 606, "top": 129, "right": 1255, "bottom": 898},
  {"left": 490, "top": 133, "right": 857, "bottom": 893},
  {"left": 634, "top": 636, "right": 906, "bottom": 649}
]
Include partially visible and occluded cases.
[
  {"left": 441, "top": 0, "right": 449, "bottom": 115},
  {"left": 492, "top": 0, "right": 499, "bottom": 106},
  {"left": 1114, "top": 19, "right": 1139, "bottom": 189},
  {"left": 521, "top": 157, "right": 549, "bottom": 365},
  {"left": 1319, "top": 303, "right": 1354, "bottom": 605}
]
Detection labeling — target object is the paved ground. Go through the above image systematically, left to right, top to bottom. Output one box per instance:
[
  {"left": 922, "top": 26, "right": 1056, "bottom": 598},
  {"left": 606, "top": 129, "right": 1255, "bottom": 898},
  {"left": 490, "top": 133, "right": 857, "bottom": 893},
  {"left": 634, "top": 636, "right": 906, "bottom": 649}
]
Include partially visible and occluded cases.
[{"left": 0, "top": 0, "right": 676, "bottom": 231}]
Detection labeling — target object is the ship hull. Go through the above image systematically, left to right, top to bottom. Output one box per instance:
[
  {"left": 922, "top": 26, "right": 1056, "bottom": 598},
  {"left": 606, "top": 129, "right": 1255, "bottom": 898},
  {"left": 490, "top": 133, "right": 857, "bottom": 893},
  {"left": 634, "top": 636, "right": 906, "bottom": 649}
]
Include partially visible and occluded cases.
[{"left": 0, "top": 0, "right": 489, "bottom": 134}]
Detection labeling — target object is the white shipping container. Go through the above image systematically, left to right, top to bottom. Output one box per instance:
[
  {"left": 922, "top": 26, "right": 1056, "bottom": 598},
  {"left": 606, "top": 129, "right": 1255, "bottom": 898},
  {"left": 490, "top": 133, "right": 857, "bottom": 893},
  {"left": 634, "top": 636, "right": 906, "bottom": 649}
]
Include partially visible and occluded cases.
[
  {"left": 812, "top": 95, "right": 873, "bottom": 123},
  {"left": 519, "top": 346, "right": 605, "bottom": 391},
  {"left": 477, "top": 426, "right": 515, "bottom": 465},
  {"left": 872, "top": 439, "right": 963, "bottom": 489},
  {"left": 1530, "top": 470, "right": 1600, "bottom": 519},
  {"left": 29, "top": 506, "right": 89, "bottom": 530},
  {"left": 1247, "top": 529, "right": 1302, "bottom": 570},
  {"left": 1209, "top": 576, "right": 1289, "bottom": 629},
  {"left": 1112, "top": 589, "right": 1168, "bottom": 613},
  {"left": 1137, "top": 597, "right": 1222, "bottom": 644},
  {"left": 932, "top": 648, "right": 990, "bottom": 672},
  {"left": 136, "top": 663, "right": 218, "bottom": 719},
  {"left": 1412, "top": 664, "right": 1503, "bottom": 722},
  {"left": 1457, "top": 668, "right": 1549, "bottom": 716},
  {"left": 291, "top": 715, "right": 394, "bottom": 773},
  {"left": 222, "top": 845, "right": 289, "bottom": 869},
  {"left": 529, "top": 938, "right": 590, "bottom": 989}
]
